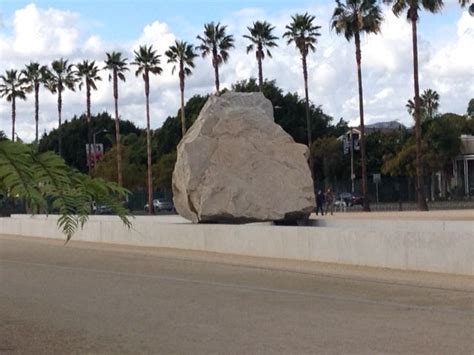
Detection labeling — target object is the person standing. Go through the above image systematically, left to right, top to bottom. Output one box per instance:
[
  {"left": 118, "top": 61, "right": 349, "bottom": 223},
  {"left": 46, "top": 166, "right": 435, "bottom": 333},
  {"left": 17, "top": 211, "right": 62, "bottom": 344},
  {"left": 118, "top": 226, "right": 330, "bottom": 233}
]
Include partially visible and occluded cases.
[
  {"left": 325, "top": 188, "right": 334, "bottom": 216},
  {"left": 316, "top": 190, "right": 325, "bottom": 216}
]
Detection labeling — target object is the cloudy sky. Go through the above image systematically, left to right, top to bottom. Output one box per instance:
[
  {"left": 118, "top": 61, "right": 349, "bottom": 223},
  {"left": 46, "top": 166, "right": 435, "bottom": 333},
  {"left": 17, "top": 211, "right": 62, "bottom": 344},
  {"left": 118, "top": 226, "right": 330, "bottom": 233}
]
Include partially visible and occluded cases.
[{"left": 1, "top": 0, "right": 473, "bottom": 142}]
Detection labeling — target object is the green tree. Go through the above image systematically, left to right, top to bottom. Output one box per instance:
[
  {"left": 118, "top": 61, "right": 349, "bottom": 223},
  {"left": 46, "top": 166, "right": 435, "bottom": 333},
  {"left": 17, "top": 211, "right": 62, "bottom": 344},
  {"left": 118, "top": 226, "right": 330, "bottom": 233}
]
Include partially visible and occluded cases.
[
  {"left": 331, "top": 0, "right": 383, "bottom": 211},
  {"left": 385, "top": 0, "right": 443, "bottom": 211},
  {"left": 283, "top": 13, "right": 321, "bottom": 177},
  {"left": 243, "top": 21, "right": 279, "bottom": 91},
  {"left": 196, "top": 22, "right": 235, "bottom": 93},
  {"left": 165, "top": 40, "right": 198, "bottom": 137},
  {"left": 132, "top": 45, "right": 163, "bottom": 214},
  {"left": 104, "top": 51, "right": 129, "bottom": 187},
  {"left": 47, "top": 59, "right": 77, "bottom": 156},
  {"left": 75, "top": 60, "right": 103, "bottom": 176},
  {"left": 21, "top": 62, "right": 50, "bottom": 144},
  {"left": 0, "top": 70, "right": 27, "bottom": 142},
  {"left": 421, "top": 89, "right": 439, "bottom": 120},
  {"left": 154, "top": 94, "right": 209, "bottom": 158},
  {"left": 466, "top": 98, "right": 474, "bottom": 118},
  {"left": 39, "top": 112, "right": 141, "bottom": 173},
  {"left": 425, "top": 115, "right": 462, "bottom": 197},
  {"left": 365, "top": 127, "right": 410, "bottom": 174},
  {"left": 311, "top": 136, "right": 350, "bottom": 188},
  {"left": 0, "top": 140, "right": 130, "bottom": 241},
  {"left": 382, "top": 140, "right": 418, "bottom": 178},
  {"left": 94, "top": 143, "right": 146, "bottom": 190},
  {"left": 153, "top": 151, "right": 177, "bottom": 192}
]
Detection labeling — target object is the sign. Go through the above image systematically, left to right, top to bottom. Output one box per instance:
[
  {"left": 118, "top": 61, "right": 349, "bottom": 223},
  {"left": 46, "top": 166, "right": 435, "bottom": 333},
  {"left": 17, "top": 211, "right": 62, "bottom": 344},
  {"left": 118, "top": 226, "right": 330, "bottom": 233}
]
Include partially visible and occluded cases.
[
  {"left": 343, "top": 136, "right": 349, "bottom": 154},
  {"left": 85, "top": 144, "right": 104, "bottom": 167},
  {"left": 373, "top": 173, "right": 381, "bottom": 184}
]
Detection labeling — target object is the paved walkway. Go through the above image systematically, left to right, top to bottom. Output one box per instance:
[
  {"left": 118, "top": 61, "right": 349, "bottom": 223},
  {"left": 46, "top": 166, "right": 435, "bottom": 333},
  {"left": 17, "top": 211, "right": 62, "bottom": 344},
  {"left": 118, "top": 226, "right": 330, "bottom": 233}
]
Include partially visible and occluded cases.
[
  {"left": 312, "top": 209, "right": 474, "bottom": 221},
  {"left": 1, "top": 235, "right": 473, "bottom": 354}
]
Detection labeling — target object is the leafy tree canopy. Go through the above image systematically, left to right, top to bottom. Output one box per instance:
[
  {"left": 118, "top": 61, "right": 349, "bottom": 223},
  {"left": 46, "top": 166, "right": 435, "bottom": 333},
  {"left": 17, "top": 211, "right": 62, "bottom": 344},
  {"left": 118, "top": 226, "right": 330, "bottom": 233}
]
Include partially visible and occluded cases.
[
  {"left": 38, "top": 112, "right": 141, "bottom": 172},
  {"left": 0, "top": 140, "right": 130, "bottom": 241}
]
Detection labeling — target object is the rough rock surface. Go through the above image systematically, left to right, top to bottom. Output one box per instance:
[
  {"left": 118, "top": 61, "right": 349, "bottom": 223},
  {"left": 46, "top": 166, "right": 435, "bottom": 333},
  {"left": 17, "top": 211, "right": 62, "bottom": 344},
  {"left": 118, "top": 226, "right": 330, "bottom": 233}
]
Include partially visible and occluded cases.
[{"left": 172, "top": 92, "right": 315, "bottom": 223}]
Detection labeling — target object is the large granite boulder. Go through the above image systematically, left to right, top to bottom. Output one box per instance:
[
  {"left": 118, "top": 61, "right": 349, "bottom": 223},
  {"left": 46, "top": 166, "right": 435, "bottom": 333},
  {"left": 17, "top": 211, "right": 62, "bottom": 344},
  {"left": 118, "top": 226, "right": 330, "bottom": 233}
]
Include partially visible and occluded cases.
[{"left": 172, "top": 92, "right": 315, "bottom": 223}]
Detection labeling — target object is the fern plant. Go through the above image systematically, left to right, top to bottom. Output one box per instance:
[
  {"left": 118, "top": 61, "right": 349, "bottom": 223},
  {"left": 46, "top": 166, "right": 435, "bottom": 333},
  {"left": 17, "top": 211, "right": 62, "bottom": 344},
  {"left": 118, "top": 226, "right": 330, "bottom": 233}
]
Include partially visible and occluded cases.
[{"left": 0, "top": 140, "right": 131, "bottom": 241}]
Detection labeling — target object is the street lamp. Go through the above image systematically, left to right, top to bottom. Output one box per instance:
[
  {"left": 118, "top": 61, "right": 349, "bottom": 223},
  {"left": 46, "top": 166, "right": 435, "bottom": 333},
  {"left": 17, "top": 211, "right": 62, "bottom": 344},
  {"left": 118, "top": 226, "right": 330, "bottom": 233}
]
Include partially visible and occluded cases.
[{"left": 92, "top": 129, "right": 109, "bottom": 169}]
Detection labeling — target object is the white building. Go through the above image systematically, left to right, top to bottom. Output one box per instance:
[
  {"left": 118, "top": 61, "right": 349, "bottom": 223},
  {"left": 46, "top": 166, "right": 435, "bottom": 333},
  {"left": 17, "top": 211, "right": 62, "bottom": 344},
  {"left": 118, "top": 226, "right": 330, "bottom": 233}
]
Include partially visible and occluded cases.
[{"left": 454, "top": 135, "right": 474, "bottom": 196}]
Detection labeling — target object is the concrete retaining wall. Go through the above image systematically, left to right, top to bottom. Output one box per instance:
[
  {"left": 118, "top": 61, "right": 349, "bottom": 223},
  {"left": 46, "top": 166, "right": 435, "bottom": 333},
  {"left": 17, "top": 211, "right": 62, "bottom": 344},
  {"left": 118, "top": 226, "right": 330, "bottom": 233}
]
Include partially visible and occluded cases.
[{"left": 1, "top": 214, "right": 472, "bottom": 276}]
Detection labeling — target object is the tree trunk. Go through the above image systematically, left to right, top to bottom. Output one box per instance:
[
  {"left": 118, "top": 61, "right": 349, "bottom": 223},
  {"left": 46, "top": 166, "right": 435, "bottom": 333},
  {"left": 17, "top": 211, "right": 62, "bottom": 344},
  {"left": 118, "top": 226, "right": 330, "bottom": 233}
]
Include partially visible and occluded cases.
[
  {"left": 411, "top": 10, "right": 428, "bottom": 211},
  {"left": 355, "top": 32, "right": 370, "bottom": 212},
  {"left": 257, "top": 48, "right": 263, "bottom": 92},
  {"left": 213, "top": 52, "right": 220, "bottom": 93},
  {"left": 302, "top": 54, "right": 314, "bottom": 180},
  {"left": 179, "top": 63, "right": 186, "bottom": 138},
  {"left": 113, "top": 70, "right": 123, "bottom": 187},
  {"left": 145, "top": 71, "right": 153, "bottom": 215},
  {"left": 35, "top": 81, "right": 39, "bottom": 144},
  {"left": 87, "top": 82, "right": 93, "bottom": 177},
  {"left": 58, "top": 86, "right": 62, "bottom": 156},
  {"left": 11, "top": 97, "right": 15, "bottom": 142},
  {"left": 441, "top": 170, "right": 447, "bottom": 198}
]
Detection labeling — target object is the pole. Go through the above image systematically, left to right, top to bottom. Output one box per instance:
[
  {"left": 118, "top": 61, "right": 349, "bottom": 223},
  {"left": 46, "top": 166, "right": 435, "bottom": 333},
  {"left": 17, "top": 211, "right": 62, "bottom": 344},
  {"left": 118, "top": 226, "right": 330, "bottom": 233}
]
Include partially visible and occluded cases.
[
  {"left": 350, "top": 128, "right": 354, "bottom": 194},
  {"left": 92, "top": 133, "right": 97, "bottom": 170},
  {"left": 376, "top": 182, "right": 379, "bottom": 203}
]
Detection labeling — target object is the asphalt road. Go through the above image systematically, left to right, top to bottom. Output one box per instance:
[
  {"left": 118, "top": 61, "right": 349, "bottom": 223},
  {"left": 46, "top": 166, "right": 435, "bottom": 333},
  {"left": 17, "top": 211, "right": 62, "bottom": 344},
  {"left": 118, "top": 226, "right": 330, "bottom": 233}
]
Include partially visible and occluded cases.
[{"left": 1, "top": 235, "right": 473, "bottom": 354}]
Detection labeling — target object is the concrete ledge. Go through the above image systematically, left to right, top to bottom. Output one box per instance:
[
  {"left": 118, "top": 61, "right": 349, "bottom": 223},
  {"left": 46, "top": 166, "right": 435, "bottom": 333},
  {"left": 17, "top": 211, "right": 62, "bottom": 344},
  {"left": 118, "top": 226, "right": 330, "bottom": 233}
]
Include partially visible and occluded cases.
[{"left": 1, "top": 214, "right": 472, "bottom": 276}]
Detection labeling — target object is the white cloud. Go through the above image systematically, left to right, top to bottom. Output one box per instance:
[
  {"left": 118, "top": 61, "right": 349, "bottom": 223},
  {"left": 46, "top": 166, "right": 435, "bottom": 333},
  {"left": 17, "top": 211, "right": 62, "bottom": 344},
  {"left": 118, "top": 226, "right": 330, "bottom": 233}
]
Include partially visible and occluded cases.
[
  {"left": 1, "top": 3, "right": 472, "bottom": 143},
  {"left": 13, "top": 4, "right": 79, "bottom": 57}
]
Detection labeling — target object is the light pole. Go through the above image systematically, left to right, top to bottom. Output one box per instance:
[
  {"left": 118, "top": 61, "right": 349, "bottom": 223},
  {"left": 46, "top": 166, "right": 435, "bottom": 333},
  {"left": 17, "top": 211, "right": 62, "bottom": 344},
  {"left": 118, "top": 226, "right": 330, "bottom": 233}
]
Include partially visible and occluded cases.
[
  {"left": 350, "top": 128, "right": 355, "bottom": 194},
  {"left": 92, "top": 129, "right": 108, "bottom": 171}
]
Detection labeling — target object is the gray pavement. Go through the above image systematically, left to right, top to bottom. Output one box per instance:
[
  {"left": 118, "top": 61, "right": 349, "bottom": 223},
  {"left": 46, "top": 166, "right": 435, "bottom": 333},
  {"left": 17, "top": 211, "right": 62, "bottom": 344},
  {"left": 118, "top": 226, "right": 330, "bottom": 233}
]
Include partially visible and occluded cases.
[{"left": 1, "top": 235, "right": 473, "bottom": 354}]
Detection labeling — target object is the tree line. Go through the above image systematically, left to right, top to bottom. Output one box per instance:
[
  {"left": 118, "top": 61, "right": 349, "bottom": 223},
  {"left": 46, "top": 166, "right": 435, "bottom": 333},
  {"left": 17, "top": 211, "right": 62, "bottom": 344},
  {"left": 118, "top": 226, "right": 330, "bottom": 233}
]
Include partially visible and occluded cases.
[{"left": 1, "top": 0, "right": 473, "bottom": 213}]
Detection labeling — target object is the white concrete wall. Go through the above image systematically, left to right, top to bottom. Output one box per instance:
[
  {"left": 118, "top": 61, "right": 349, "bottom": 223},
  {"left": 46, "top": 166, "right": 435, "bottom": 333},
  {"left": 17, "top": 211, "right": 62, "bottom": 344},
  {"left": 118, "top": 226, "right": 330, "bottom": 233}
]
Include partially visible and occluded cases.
[{"left": 1, "top": 214, "right": 472, "bottom": 276}]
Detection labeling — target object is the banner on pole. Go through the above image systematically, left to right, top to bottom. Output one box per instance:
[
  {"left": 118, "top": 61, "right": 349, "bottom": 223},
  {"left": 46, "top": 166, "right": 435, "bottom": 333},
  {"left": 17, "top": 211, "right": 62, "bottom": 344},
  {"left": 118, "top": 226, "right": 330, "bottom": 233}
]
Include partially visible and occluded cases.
[{"left": 85, "top": 144, "right": 104, "bottom": 167}]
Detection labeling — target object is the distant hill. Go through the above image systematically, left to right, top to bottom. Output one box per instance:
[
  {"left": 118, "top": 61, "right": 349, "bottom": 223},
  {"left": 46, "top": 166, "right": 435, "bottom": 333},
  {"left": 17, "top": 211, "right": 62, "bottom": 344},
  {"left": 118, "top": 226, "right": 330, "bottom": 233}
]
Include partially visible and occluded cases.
[{"left": 364, "top": 121, "right": 406, "bottom": 133}]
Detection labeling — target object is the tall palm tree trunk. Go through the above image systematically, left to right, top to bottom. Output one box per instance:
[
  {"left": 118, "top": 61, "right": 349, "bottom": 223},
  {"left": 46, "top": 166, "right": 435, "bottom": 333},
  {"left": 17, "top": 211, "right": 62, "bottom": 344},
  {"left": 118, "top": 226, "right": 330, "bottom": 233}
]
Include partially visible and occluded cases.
[
  {"left": 411, "top": 10, "right": 428, "bottom": 211},
  {"left": 355, "top": 32, "right": 370, "bottom": 212},
  {"left": 257, "top": 48, "right": 263, "bottom": 92},
  {"left": 213, "top": 53, "right": 220, "bottom": 93},
  {"left": 302, "top": 55, "right": 314, "bottom": 179},
  {"left": 179, "top": 62, "right": 186, "bottom": 138},
  {"left": 113, "top": 71, "right": 123, "bottom": 187},
  {"left": 145, "top": 72, "right": 153, "bottom": 215},
  {"left": 179, "top": 78, "right": 186, "bottom": 138},
  {"left": 35, "top": 82, "right": 39, "bottom": 144},
  {"left": 87, "top": 83, "right": 93, "bottom": 177},
  {"left": 57, "top": 88, "right": 62, "bottom": 156},
  {"left": 11, "top": 98, "right": 15, "bottom": 142}
]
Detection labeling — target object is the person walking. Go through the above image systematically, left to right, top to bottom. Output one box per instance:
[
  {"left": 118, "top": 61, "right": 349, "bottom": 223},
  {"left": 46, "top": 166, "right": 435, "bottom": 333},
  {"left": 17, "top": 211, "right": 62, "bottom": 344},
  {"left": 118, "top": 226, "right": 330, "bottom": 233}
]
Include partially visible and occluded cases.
[
  {"left": 325, "top": 188, "right": 334, "bottom": 216},
  {"left": 316, "top": 190, "right": 325, "bottom": 216}
]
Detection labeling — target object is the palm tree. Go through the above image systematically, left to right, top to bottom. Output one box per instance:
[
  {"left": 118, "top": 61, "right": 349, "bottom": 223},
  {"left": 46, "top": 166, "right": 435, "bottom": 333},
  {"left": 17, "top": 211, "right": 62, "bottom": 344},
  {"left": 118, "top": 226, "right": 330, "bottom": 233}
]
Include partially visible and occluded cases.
[
  {"left": 331, "top": 0, "right": 383, "bottom": 212},
  {"left": 385, "top": 0, "right": 443, "bottom": 211},
  {"left": 459, "top": 0, "right": 474, "bottom": 15},
  {"left": 283, "top": 13, "right": 321, "bottom": 177},
  {"left": 243, "top": 21, "right": 279, "bottom": 91},
  {"left": 196, "top": 22, "right": 235, "bottom": 93},
  {"left": 165, "top": 40, "right": 198, "bottom": 138},
  {"left": 132, "top": 45, "right": 163, "bottom": 215},
  {"left": 104, "top": 51, "right": 129, "bottom": 187},
  {"left": 47, "top": 59, "right": 77, "bottom": 156},
  {"left": 75, "top": 60, "right": 102, "bottom": 176},
  {"left": 21, "top": 62, "right": 50, "bottom": 144},
  {"left": 0, "top": 70, "right": 27, "bottom": 142},
  {"left": 421, "top": 89, "right": 439, "bottom": 120},
  {"left": 406, "top": 98, "right": 416, "bottom": 117}
]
